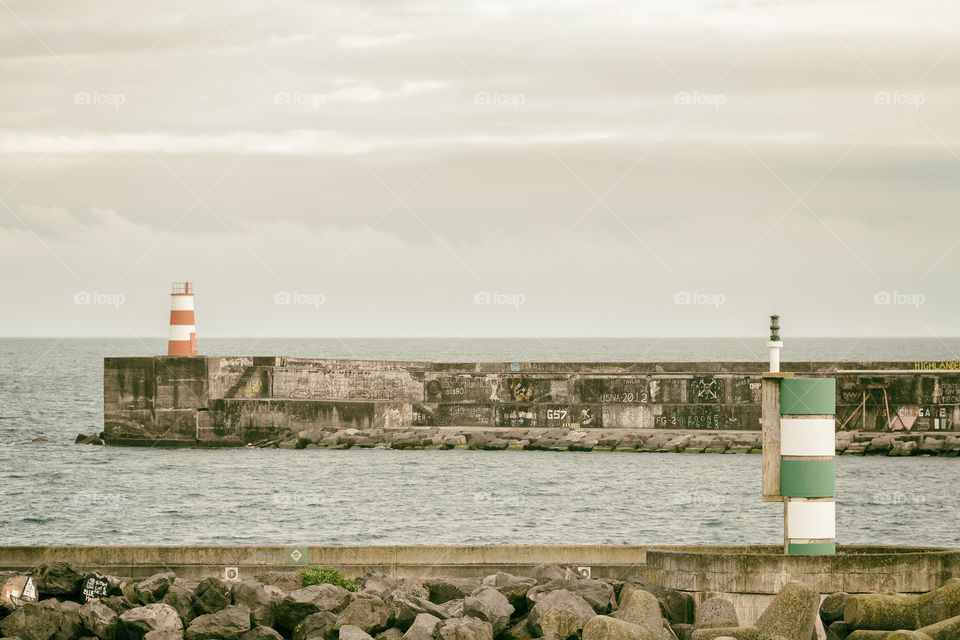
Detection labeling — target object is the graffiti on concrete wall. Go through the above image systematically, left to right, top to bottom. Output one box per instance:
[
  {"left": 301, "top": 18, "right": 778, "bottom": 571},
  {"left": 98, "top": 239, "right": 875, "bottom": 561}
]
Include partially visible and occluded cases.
[
  {"left": 274, "top": 368, "right": 423, "bottom": 401},
  {"left": 425, "top": 375, "right": 498, "bottom": 403},
  {"left": 507, "top": 377, "right": 535, "bottom": 402},
  {"left": 578, "top": 377, "right": 649, "bottom": 403},
  {"left": 690, "top": 377, "right": 723, "bottom": 403},
  {"left": 729, "top": 377, "right": 761, "bottom": 403},
  {"left": 241, "top": 379, "right": 264, "bottom": 398},
  {"left": 935, "top": 380, "right": 960, "bottom": 403},
  {"left": 377, "top": 404, "right": 407, "bottom": 428},
  {"left": 413, "top": 404, "right": 494, "bottom": 426},
  {"left": 498, "top": 404, "right": 537, "bottom": 427},
  {"left": 535, "top": 404, "right": 600, "bottom": 428},
  {"left": 652, "top": 405, "right": 760, "bottom": 430},
  {"left": 893, "top": 405, "right": 956, "bottom": 430}
]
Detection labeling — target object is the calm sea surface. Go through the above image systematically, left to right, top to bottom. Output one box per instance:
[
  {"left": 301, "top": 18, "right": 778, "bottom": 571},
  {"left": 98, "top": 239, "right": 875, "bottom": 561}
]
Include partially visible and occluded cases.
[{"left": 0, "top": 338, "right": 957, "bottom": 546}]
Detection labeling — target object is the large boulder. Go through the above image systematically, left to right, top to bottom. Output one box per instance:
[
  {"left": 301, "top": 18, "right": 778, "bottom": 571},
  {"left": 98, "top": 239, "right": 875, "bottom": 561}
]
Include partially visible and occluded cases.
[
  {"left": 33, "top": 563, "right": 83, "bottom": 597},
  {"left": 530, "top": 565, "right": 568, "bottom": 584},
  {"left": 253, "top": 572, "right": 303, "bottom": 592},
  {"left": 359, "top": 573, "right": 427, "bottom": 601},
  {"left": 360, "top": 573, "right": 397, "bottom": 599},
  {"left": 134, "top": 574, "right": 176, "bottom": 606},
  {"left": 479, "top": 574, "right": 535, "bottom": 614},
  {"left": 916, "top": 578, "right": 960, "bottom": 627},
  {"left": 192, "top": 579, "right": 232, "bottom": 616},
  {"left": 844, "top": 579, "right": 960, "bottom": 631},
  {"left": 232, "top": 580, "right": 283, "bottom": 628},
  {"left": 425, "top": 580, "right": 481, "bottom": 605},
  {"left": 529, "top": 580, "right": 616, "bottom": 615},
  {"left": 622, "top": 580, "right": 695, "bottom": 626},
  {"left": 394, "top": 581, "right": 429, "bottom": 601},
  {"left": 754, "top": 581, "right": 818, "bottom": 640},
  {"left": 121, "top": 582, "right": 141, "bottom": 606},
  {"left": 162, "top": 585, "right": 200, "bottom": 626},
  {"left": 277, "top": 585, "right": 353, "bottom": 631},
  {"left": 462, "top": 588, "right": 514, "bottom": 635},
  {"left": 612, "top": 589, "right": 669, "bottom": 640},
  {"left": 527, "top": 590, "right": 596, "bottom": 640},
  {"left": 386, "top": 593, "right": 449, "bottom": 629},
  {"left": 820, "top": 593, "right": 850, "bottom": 626},
  {"left": 844, "top": 594, "right": 918, "bottom": 631},
  {"left": 101, "top": 596, "right": 137, "bottom": 617},
  {"left": 334, "top": 597, "right": 394, "bottom": 634},
  {"left": 1, "top": 599, "right": 63, "bottom": 640},
  {"left": 79, "top": 599, "right": 119, "bottom": 640},
  {"left": 693, "top": 599, "right": 738, "bottom": 631},
  {"left": 56, "top": 600, "right": 85, "bottom": 640},
  {"left": 438, "top": 601, "right": 463, "bottom": 619},
  {"left": 118, "top": 603, "right": 184, "bottom": 640},
  {"left": 185, "top": 604, "right": 252, "bottom": 640},
  {"left": 293, "top": 611, "right": 337, "bottom": 640},
  {"left": 888, "top": 612, "right": 960, "bottom": 639},
  {"left": 402, "top": 614, "right": 441, "bottom": 640},
  {"left": 582, "top": 615, "right": 656, "bottom": 640},
  {"left": 432, "top": 617, "right": 493, "bottom": 640},
  {"left": 501, "top": 618, "right": 535, "bottom": 640},
  {"left": 340, "top": 626, "right": 375, "bottom": 640},
  {"left": 240, "top": 627, "right": 284, "bottom": 640},
  {"left": 376, "top": 628, "right": 404, "bottom": 640}
]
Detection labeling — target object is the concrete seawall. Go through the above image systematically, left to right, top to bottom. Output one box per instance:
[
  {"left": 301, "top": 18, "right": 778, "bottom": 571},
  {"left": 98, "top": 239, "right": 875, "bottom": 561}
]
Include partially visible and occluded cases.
[
  {"left": 103, "top": 357, "right": 960, "bottom": 446},
  {"left": 4, "top": 544, "right": 958, "bottom": 633},
  {"left": 0, "top": 545, "right": 662, "bottom": 581}
]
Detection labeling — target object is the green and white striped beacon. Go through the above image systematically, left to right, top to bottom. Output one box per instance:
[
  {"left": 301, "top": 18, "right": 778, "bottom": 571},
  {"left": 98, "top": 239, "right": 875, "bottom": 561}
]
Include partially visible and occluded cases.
[{"left": 761, "top": 315, "right": 836, "bottom": 555}]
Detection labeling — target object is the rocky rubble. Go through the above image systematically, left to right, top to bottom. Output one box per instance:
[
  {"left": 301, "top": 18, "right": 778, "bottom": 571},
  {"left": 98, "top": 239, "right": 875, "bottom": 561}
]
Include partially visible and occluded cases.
[
  {"left": 71, "top": 427, "right": 960, "bottom": 457},
  {"left": 3, "top": 563, "right": 959, "bottom": 640},
  {"left": 823, "top": 578, "right": 960, "bottom": 639}
]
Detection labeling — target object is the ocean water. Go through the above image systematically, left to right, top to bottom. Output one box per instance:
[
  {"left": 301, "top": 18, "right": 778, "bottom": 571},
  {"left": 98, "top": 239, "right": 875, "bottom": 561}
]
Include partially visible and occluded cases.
[{"left": 0, "top": 338, "right": 958, "bottom": 546}]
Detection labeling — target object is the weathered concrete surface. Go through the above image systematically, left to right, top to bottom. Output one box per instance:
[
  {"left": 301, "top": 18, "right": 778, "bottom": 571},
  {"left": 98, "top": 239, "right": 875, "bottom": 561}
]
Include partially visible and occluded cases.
[
  {"left": 103, "top": 357, "right": 960, "bottom": 446},
  {"left": 0, "top": 545, "right": 668, "bottom": 582},
  {"left": 4, "top": 545, "right": 958, "bottom": 640},
  {"left": 646, "top": 546, "right": 960, "bottom": 634}
]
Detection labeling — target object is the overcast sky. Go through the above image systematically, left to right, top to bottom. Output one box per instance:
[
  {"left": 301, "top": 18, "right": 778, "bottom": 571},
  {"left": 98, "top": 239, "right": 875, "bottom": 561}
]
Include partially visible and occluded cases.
[{"left": 1, "top": 0, "right": 959, "bottom": 339}]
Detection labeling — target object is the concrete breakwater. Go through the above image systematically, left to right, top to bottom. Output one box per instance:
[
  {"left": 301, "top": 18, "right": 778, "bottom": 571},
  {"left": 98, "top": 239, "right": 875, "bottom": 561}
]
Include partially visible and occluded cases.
[
  {"left": 103, "top": 357, "right": 960, "bottom": 447},
  {"left": 1, "top": 546, "right": 959, "bottom": 640}
]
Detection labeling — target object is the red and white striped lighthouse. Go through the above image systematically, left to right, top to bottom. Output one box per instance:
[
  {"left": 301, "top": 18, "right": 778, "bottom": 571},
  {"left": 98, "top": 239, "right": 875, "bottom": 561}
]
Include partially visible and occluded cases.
[{"left": 167, "top": 282, "right": 197, "bottom": 356}]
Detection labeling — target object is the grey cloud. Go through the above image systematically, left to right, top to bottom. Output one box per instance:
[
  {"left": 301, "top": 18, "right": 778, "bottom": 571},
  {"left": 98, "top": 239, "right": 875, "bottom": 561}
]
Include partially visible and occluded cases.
[{"left": 1, "top": 0, "right": 959, "bottom": 337}]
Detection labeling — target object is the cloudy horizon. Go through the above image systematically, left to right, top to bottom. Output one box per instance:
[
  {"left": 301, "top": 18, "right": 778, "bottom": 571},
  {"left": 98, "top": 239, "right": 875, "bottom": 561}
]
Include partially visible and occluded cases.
[{"left": 2, "top": 0, "right": 959, "bottom": 339}]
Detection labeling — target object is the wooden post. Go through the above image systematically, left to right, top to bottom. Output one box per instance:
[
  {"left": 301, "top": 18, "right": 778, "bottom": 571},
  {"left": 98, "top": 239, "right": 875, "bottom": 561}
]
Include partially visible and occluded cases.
[{"left": 761, "top": 372, "right": 792, "bottom": 502}]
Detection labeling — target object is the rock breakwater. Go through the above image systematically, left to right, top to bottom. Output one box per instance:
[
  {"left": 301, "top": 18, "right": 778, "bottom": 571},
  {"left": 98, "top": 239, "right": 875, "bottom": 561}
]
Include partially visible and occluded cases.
[
  {"left": 74, "top": 427, "right": 960, "bottom": 457},
  {"left": 3, "top": 561, "right": 959, "bottom": 640}
]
